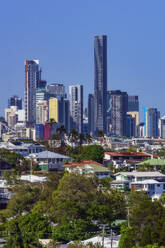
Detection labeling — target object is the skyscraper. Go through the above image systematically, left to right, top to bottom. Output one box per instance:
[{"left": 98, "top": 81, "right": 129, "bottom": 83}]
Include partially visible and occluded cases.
[
  {"left": 94, "top": 35, "right": 107, "bottom": 134},
  {"left": 25, "top": 60, "right": 41, "bottom": 125},
  {"left": 47, "top": 83, "right": 67, "bottom": 98},
  {"left": 69, "top": 85, "right": 83, "bottom": 133},
  {"left": 111, "top": 90, "right": 128, "bottom": 137},
  {"left": 107, "top": 91, "right": 112, "bottom": 134},
  {"left": 88, "top": 94, "right": 94, "bottom": 135},
  {"left": 8, "top": 95, "right": 22, "bottom": 110},
  {"left": 127, "top": 95, "right": 139, "bottom": 136},
  {"left": 128, "top": 96, "right": 139, "bottom": 112},
  {"left": 146, "top": 108, "right": 159, "bottom": 138},
  {"left": 159, "top": 116, "right": 165, "bottom": 139}
]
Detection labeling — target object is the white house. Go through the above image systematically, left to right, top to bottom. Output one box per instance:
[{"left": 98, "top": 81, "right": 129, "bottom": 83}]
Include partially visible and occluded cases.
[
  {"left": 27, "top": 151, "right": 72, "bottom": 171},
  {"left": 111, "top": 171, "right": 165, "bottom": 190},
  {"left": 130, "top": 179, "right": 165, "bottom": 201}
]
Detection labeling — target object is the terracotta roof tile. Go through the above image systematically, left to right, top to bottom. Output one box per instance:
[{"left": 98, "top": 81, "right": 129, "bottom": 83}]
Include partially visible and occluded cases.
[{"left": 105, "top": 152, "right": 152, "bottom": 157}]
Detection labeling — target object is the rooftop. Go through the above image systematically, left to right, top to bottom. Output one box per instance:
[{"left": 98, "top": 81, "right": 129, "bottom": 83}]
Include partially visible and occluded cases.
[
  {"left": 34, "top": 151, "right": 71, "bottom": 159},
  {"left": 105, "top": 152, "right": 152, "bottom": 157},
  {"left": 138, "top": 158, "right": 165, "bottom": 166},
  {"left": 65, "top": 160, "right": 104, "bottom": 168},
  {"left": 115, "top": 171, "right": 165, "bottom": 177},
  {"left": 20, "top": 175, "right": 47, "bottom": 183},
  {"left": 130, "top": 179, "right": 165, "bottom": 185}
]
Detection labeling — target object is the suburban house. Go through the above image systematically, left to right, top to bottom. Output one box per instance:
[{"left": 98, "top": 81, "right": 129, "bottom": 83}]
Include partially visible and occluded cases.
[
  {"left": 0, "top": 141, "right": 45, "bottom": 156},
  {"left": 27, "top": 151, "right": 72, "bottom": 171},
  {"left": 104, "top": 152, "right": 152, "bottom": 169},
  {"left": 137, "top": 158, "right": 165, "bottom": 170},
  {"left": 65, "top": 160, "right": 110, "bottom": 179},
  {"left": 111, "top": 171, "right": 165, "bottom": 190},
  {"left": 130, "top": 179, "right": 165, "bottom": 200}
]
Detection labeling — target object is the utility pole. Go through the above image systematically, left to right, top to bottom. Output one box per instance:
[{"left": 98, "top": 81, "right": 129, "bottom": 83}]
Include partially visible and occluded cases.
[
  {"left": 30, "top": 158, "right": 32, "bottom": 182},
  {"left": 127, "top": 206, "right": 130, "bottom": 227},
  {"left": 102, "top": 225, "right": 105, "bottom": 248},
  {"left": 110, "top": 229, "right": 113, "bottom": 248}
]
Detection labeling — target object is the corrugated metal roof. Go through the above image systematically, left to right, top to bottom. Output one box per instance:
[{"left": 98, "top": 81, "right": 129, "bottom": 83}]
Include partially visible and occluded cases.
[
  {"left": 36, "top": 151, "right": 71, "bottom": 159},
  {"left": 138, "top": 158, "right": 165, "bottom": 166},
  {"left": 115, "top": 171, "right": 165, "bottom": 177}
]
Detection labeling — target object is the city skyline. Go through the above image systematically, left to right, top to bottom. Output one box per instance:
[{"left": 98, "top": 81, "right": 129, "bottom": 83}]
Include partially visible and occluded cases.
[{"left": 1, "top": 1, "right": 165, "bottom": 117}]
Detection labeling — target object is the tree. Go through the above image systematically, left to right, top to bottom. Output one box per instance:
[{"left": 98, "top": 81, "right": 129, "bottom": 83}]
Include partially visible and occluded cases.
[
  {"left": 49, "top": 118, "right": 57, "bottom": 147},
  {"left": 56, "top": 125, "right": 66, "bottom": 146},
  {"left": 68, "top": 129, "right": 79, "bottom": 147},
  {"left": 78, "top": 133, "right": 84, "bottom": 146},
  {"left": 84, "top": 134, "right": 92, "bottom": 145},
  {"left": 80, "top": 145, "right": 104, "bottom": 163},
  {"left": 3, "top": 169, "right": 19, "bottom": 185},
  {"left": 52, "top": 173, "right": 98, "bottom": 221},
  {"left": 6, "top": 182, "right": 42, "bottom": 217},
  {"left": 127, "top": 191, "right": 151, "bottom": 215},
  {"left": 119, "top": 201, "right": 165, "bottom": 247},
  {"left": 4, "top": 213, "right": 51, "bottom": 248},
  {"left": 52, "top": 219, "right": 97, "bottom": 243}
]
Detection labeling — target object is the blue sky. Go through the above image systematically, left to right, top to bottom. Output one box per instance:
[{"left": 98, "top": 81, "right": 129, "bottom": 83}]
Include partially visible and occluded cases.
[{"left": 0, "top": 0, "right": 165, "bottom": 118}]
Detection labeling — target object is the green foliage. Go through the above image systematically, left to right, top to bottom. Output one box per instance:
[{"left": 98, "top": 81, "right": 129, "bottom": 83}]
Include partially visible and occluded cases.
[
  {"left": 66, "top": 145, "right": 104, "bottom": 163},
  {"left": 80, "top": 145, "right": 104, "bottom": 163},
  {"left": 126, "top": 146, "right": 137, "bottom": 152},
  {"left": 0, "top": 148, "right": 24, "bottom": 165},
  {"left": 3, "top": 169, "right": 19, "bottom": 185},
  {"left": 40, "top": 172, "right": 64, "bottom": 209},
  {"left": 51, "top": 173, "right": 126, "bottom": 241},
  {"left": 52, "top": 173, "right": 98, "bottom": 221},
  {"left": 6, "top": 183, "right": 42, "bottom": 217},
  {"left": 127, "top": 191, "right": 151, "bottom": 215},
  {"left": 32, "top": 201, "right": 47, "bottom": 215},
  {"left": 119, "top": 201, "right": 165, "bottom": 247},
  {"left": 4, "top": 213, "right": 51, "bottom": 248},
  {"left": 53, "top": 219, "right": 97, "bottom": 243},
  {"left": 119, "top": 225, "right": 134, "bottom": 248},
  {"left": 135, "top": 244, "right": 165, "bottom": 248}
]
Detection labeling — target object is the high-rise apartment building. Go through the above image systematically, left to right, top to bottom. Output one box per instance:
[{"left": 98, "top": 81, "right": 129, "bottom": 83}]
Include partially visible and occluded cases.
[
  {"left": 94, "top": 35, "right": 107, "bottom": 134},
  {"left": 25, "top": 60, "right": 41, "bottom": 125},
  {"left": 37, "top": 80, "right": 47, "bottom": 89},
  {"left": 47, "top": 83, "right": 67, "bottom": 98},
  {"left": 69, "top": 85, "right": 83, "bottom": 133},
  {"left": 111, "top": 90, "right": 128, "bottom": 137},
  {"left": 107, "top": 91, "right": 112, "bottom": 134},
  {"left": 88, "top": 94, "right": 94, "bottom": 135},
  {"left": 8, "top": 95, "right": 22, "bottom": 110},
  {"left": 127, "top": 96, "right": 139, "bottom": 135},
  {"left": 128, "top": 96, "right": 139, "bottom": 112},
  {"left": 49, "top": 97, "right": 65, "bottom": 126},
  {"left": 49, "top": 98, "right": 59, "bottom": 123},
  {"left": 63, "top": 99, "right": 70, "bottom": 133},
  {"left": 36, "top": 100, "right": 49, "bottom": 124},
  {"left": 146, "top": 108, "right": 159, "bottom": 138},
  {"left": 126, "top": 115, "right": 136, "bottom": 137},
  {"left": 159, "top": 116, "right": 165, "bottom": 139}
]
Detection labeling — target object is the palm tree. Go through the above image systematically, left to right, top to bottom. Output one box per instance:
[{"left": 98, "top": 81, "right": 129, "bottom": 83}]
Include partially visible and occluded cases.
[
  {"left": 49, "top": 118, "right": 56, "bottom": 148},
  {"left": 56, "top": 125, "right": 66, "bottom": 147},
  {"left": 68, "top": 129, "right": 79, "bottom": 147},
  {"left": 98, "top": 129, "right": 104, "bottom": 144},
  {"left": 78, "top": 133, "right": 84, "bottom": 146},
  {"left": 84, "top": 133, "right": 92, "bottom": 144}
]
